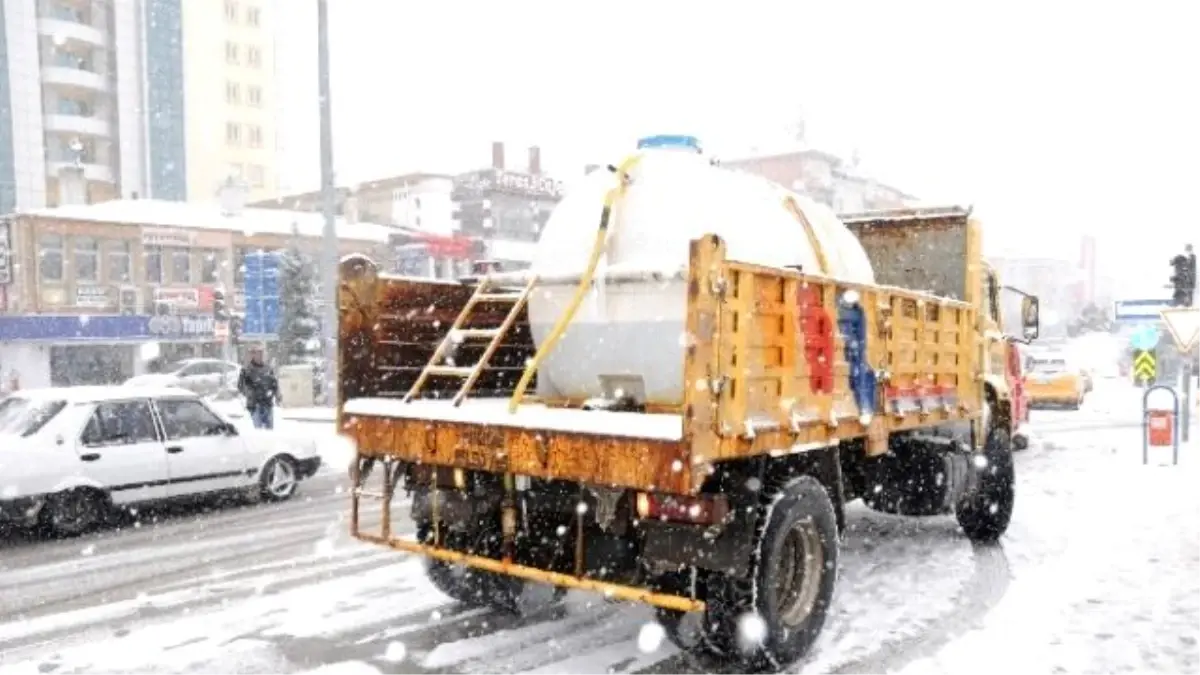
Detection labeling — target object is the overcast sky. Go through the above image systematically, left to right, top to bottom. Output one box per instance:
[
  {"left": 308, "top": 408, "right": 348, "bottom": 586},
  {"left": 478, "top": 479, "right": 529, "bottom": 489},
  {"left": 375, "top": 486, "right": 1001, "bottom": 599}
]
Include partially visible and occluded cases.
[{"left": 279, "top": 0, "right": 1199, "bottom": 296}]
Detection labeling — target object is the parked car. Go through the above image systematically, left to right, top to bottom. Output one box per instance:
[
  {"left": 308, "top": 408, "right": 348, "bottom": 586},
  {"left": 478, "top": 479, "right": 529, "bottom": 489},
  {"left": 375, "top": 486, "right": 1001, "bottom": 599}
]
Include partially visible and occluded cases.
[
  {"left": 124, "top": 358, "right": 240, "bottom": 397},
  {"left": 0, "top": 385, "right": 321, "bottom": 536}
]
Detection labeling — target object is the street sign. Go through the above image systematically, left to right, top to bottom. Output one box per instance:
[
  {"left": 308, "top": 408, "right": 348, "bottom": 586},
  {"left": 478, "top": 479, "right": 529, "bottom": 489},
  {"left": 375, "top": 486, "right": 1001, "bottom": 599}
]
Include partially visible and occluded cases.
[
  {"left": 243, "top": 250, "right": 282, "bottom": 337},
  {"left": 1115, "top": 298, "right": 1173, "bottom": 322},
  {"left": 1160, "top": 307, "right": 1200, "bottom": 352},
  {"left": 1131, "top": 324, "right": 1160, "bottom": 351},
  {"left": 1134, "top": 349, "right": 1157, "bottom": 382}
]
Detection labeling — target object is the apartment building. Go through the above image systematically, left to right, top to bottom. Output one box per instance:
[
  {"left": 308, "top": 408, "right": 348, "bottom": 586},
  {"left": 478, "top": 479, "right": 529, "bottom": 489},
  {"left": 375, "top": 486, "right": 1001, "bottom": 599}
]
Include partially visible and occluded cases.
[
  {"left": 1, "top": 0, "right": 150, "bottom": 213},
  {"left": 182, "top": 0, "right": 279, "bottom": 203},
  {"left": 253, "top": 142, "right": 561, "bottom": 274},
  {"left": 723, "top": 147, "right": 915, "bottom": 212},
  {"left": 0, "top": 189, "right": 390, "bottom": 388}
]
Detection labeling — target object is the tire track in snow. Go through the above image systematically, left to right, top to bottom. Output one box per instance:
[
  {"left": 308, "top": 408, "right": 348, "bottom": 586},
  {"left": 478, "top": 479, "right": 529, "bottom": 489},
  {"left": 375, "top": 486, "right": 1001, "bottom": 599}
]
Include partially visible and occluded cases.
[{"left": 826, "top": 541, "right": 1012, "bottom": 674}]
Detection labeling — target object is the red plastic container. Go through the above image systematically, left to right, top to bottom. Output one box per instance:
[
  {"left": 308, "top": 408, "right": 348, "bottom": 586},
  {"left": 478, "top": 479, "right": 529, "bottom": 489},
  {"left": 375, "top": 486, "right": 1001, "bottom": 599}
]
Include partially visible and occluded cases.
[{"left": 1147, "top": 410, "right": 1174, "bottom": 447}]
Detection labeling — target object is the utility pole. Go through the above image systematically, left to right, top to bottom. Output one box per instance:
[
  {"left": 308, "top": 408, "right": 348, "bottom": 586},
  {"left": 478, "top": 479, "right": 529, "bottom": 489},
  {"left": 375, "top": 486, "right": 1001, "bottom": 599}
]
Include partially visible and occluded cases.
[{"left": 317, "top": 0, "right": 339, "bottom": 402}]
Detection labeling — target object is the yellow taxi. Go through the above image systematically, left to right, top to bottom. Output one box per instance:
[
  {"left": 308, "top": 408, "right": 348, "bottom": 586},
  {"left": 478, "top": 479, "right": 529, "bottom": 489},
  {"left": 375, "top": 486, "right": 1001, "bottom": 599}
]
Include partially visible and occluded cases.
[{"left": 1024, "top": 353, "right": 1088, "bottom": 409}]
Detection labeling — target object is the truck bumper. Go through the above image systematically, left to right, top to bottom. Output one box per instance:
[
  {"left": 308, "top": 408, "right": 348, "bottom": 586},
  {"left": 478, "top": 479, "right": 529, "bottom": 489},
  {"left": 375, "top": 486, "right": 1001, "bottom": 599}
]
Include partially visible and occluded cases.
[{"left": 355, "top": 532, "right": 705, "bottom": 613}]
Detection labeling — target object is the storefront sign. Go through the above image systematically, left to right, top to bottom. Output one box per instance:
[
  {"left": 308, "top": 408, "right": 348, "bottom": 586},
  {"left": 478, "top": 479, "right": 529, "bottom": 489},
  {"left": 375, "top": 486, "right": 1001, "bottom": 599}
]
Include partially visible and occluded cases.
[
  {"left": 453, "top": 169, "right": 563, "bottom": 200},
  {"left": 0, "top": 219, "right": 11, "bottom": 286},
  {"left": 142, "top": 227, "right": 194, "bottom": 248},
  {"left": 75, "top": 285, "right": 113, "bottom": 308},
  {"left": 154, "top": 287, "right": 200, "bottom": 308},
  {"left": 0, "top": 314, "right": 214, "bottom": 342},
  {"left": 147, "top": 314, "right": 216, "bottom": 338}
]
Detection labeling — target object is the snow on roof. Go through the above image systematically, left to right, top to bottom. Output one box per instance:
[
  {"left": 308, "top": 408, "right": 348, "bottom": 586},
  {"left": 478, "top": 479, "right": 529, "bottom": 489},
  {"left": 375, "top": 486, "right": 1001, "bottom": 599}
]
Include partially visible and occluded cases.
[
  {"left": 19, "top": 199, "right": 399, "bottom": 243},
  {"left": 11, "top": 384, "right": 198, "bottom": 403}
]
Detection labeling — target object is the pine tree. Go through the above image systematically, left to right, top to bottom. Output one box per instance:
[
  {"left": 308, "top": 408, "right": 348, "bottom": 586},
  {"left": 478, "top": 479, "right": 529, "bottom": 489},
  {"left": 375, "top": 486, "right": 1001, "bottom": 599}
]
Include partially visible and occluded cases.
[{"left": 278, "top": 227, "right": 321, "bottom": 364}]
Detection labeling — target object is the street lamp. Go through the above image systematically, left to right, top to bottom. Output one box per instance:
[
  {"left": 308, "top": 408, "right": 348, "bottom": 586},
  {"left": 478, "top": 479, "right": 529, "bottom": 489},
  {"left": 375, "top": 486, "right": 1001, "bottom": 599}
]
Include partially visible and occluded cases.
[{"left": 317, "top": 0, "right": 339, "bottom": 399}]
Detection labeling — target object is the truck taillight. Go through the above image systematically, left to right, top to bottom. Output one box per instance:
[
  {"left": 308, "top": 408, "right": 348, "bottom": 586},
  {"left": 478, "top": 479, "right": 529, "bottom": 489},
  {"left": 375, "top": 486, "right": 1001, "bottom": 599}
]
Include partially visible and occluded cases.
[{"left": 635, "top": 493, "right": 729, "bottom": 525}]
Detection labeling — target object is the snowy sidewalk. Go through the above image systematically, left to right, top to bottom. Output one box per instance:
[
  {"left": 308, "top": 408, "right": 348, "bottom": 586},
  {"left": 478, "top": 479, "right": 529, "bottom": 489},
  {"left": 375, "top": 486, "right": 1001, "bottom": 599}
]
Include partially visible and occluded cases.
[{"left": 278, "top": 406, "right": 336, "bottom": 423}]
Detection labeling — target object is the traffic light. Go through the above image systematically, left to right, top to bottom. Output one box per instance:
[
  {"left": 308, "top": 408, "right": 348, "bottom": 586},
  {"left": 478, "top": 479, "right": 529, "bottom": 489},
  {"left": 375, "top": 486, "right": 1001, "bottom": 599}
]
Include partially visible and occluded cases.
[
  {"left": 1170, "top": 247, "right": 1196, "bottom": 307},
  {"left": 213, "top": 288, "right": 228, "bottom": 320}
]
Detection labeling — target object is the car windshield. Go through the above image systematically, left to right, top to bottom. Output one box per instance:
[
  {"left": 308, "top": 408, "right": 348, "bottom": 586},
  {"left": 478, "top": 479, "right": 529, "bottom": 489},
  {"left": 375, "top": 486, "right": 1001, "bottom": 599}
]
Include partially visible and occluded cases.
[{"left": 0, "top": 397, "right": 68, "bottom": 437}]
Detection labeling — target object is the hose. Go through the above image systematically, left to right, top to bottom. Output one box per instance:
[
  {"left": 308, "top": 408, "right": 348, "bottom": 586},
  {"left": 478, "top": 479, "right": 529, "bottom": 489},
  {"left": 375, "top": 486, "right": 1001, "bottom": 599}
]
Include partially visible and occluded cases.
[
  {"left": 508, "top": 154, "right": 644, "bottom": 413},
  {"left": 783, "top": 195, "right": 830, "bottom": 275}
]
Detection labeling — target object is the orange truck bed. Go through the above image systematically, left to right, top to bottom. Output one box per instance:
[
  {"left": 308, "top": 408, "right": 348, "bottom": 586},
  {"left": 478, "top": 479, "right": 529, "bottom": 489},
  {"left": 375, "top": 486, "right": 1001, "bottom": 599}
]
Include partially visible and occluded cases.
[{"left": 337, "top": 233, "right": 981, "bottom": 496}]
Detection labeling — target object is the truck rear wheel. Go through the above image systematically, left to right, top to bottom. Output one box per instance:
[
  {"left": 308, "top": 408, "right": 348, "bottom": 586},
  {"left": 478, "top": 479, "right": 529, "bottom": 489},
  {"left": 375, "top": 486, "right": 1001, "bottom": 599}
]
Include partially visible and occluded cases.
[
  {"left": 955, "top": 420, "right": 1016, "bottom": 543},
  {"left": 671, "top": 476, "right": 839, "bottom": 672}
]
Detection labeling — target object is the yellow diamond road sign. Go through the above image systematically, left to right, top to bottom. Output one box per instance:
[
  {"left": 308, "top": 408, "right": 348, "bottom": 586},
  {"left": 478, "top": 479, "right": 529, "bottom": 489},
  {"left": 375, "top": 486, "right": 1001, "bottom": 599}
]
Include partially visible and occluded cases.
[
  {"left": 1160, "top": 307, "right": 1200, "bottom": 352},
  {"left": 1134, "top": 351, "right": 1156, "bottom": 380}
]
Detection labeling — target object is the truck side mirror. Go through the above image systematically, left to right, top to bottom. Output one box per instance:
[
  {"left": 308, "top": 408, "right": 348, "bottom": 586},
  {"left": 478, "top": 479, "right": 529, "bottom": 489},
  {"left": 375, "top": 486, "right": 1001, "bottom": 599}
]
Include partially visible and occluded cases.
[{"left": 1021, "top": 296, "right": 1040, "bottom": 341}]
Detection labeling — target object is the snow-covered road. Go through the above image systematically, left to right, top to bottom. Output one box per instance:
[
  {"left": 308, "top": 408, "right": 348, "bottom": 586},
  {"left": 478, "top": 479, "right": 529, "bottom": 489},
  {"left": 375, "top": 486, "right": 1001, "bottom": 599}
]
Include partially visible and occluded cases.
[{"left": 1, "top": 380, "right": 1196, "bottom": 674}]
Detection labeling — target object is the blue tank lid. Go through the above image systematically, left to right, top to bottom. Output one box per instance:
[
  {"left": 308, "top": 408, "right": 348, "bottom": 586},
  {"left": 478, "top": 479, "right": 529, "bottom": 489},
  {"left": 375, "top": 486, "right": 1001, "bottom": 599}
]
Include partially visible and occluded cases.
[{"left": 636, "top": 135, "right": 702, "bottom": 153}]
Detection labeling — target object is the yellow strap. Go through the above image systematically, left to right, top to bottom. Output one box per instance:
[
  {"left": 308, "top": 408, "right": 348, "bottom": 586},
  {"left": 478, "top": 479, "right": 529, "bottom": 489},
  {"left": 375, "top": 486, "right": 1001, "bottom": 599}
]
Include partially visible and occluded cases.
[
  {"left": 508, "top": 154, "right": 643, "bottom": 413},
  {"left": 783, "top": 195, "right": 830, "bottom": 275}
]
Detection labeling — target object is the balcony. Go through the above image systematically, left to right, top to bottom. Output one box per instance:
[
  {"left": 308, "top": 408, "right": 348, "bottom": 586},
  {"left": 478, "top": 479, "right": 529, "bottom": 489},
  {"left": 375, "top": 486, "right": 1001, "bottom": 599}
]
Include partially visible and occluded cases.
[
  {"left": 38, "top": 17, "right": 108, "bottom": 48},
  {"left": 41, "top": 66, "right": 109, "bottom": 93},
  {"left": 44, "top": 113, "right": 112, "bottom": 138},
  {"left": 47, "top": 161, "right": 115, "bottom": 184}
]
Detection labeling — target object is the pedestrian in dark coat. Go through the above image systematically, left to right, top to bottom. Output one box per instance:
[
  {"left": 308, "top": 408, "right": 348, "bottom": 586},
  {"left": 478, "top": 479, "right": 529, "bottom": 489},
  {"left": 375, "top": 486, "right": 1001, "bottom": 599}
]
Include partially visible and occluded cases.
[{"left": 238, "top": 345, "right": 280, "bottom": 429}]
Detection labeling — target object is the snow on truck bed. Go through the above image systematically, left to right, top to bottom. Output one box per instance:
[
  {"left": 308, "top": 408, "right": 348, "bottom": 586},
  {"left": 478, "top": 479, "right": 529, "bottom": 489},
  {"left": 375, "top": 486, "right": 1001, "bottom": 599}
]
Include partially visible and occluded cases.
[{"left": 341, "top": 397, "right": 685, "bottom": 442}]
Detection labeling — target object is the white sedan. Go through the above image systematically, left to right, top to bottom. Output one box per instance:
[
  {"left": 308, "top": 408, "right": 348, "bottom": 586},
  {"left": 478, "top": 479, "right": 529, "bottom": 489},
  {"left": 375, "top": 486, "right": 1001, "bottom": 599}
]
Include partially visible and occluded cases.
[{"left": 0, "top": 385, "right": 322, "bottom": 536}]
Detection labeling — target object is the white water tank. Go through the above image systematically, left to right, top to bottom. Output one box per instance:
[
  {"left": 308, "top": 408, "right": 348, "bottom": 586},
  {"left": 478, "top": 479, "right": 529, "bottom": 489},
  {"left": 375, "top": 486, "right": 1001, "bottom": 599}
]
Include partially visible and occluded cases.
[{"left": 528, "top": 135, "right": 876, "bottom": 406}]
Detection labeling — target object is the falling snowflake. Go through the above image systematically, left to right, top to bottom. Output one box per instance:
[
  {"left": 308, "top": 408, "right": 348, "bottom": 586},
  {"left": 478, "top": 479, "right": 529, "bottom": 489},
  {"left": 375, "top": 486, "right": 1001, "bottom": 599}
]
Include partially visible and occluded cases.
[
  {"left": 81, "top": 545, "right": 95, "bottom": 556},
  {"left": 737, "top": 612, "right": 768, "bottom": 650},
  {"left": 637, "top": 622, "right": 666, "bottom": 653},
  {"left": 381, "top": 641, "right": 407, "bottom": 663}
]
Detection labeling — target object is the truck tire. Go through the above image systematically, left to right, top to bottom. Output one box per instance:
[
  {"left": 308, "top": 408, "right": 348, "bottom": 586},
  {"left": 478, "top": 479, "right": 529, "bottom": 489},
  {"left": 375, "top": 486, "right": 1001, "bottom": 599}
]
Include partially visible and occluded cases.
[
  {"left": 955, "top": 419, "right": 1016, "bottom": 544},
  {"left": 678, "top": 476, "right": 839, "bottom": 672}
]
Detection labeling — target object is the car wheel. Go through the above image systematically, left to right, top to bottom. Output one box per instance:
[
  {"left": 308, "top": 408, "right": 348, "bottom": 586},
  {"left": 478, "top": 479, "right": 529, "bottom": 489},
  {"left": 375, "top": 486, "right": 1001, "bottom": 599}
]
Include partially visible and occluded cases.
[
  {"left": 260, "top": 456, "right": 299, "bottom": 501},
  {"left": 43, "top": 488, "right": 106, "bottom": 537}
]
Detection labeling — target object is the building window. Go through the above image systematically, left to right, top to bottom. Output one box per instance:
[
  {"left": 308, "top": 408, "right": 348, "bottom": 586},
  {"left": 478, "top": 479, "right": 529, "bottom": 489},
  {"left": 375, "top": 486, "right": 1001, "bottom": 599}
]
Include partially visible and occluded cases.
[
  {"left": 224, "top": 0, "right": 238, "bottom": 21},
  {"left": 51, "top": 2, "right": 87, "bottom": 22},
  {"left": 246, "top": 6, "right": 260, "bottom": 26},
  {"left": 225, "top": 41, "right": 239, "bottom": 64},
  {"left": 247, "top": 46, "right": 261, "bottom": 68},
  {"left": 52, "top": 48, "right": 91, "bottom": 70},
  {"left": 226, "top": 82, "right": 240, "bottom": 104},
  {"left": 247, "top": 86, "right": 263, "bottom": 107},
  {"left": 57, "top": 97, "right": 93, "bottom": 116},
  {"left": 226, "top": 122, "right": 241, "bottom": 145},
  {"left": 248, "top": 125, "right": 262, "bottom": 148},
  {"left": 247, "top": 164, "right": 265, "bottom": 187},
  {"left": 39, "top": 234, "right": 65, "bottom": 282},
  {"left": 74, "top": 236, "right": 99, "bottom": 282},
  {"left": 108, "top": 240, "right": 132, "bottom": 283},
  {"left": 145, "top": 246, "right": 163, "bottom": 283},
  {"left": 169, "top": 248, "right": 191, "bottom": 284},
  {"left": 200, "top": 249, "right": 222, "bottom": 283}
]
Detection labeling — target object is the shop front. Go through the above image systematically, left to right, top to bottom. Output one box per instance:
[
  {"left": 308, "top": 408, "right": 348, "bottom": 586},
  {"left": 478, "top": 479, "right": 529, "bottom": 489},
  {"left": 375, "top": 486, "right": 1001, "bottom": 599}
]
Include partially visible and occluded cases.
[{"left": 0, "top": 314, "right": 220, "bottom": 391}]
